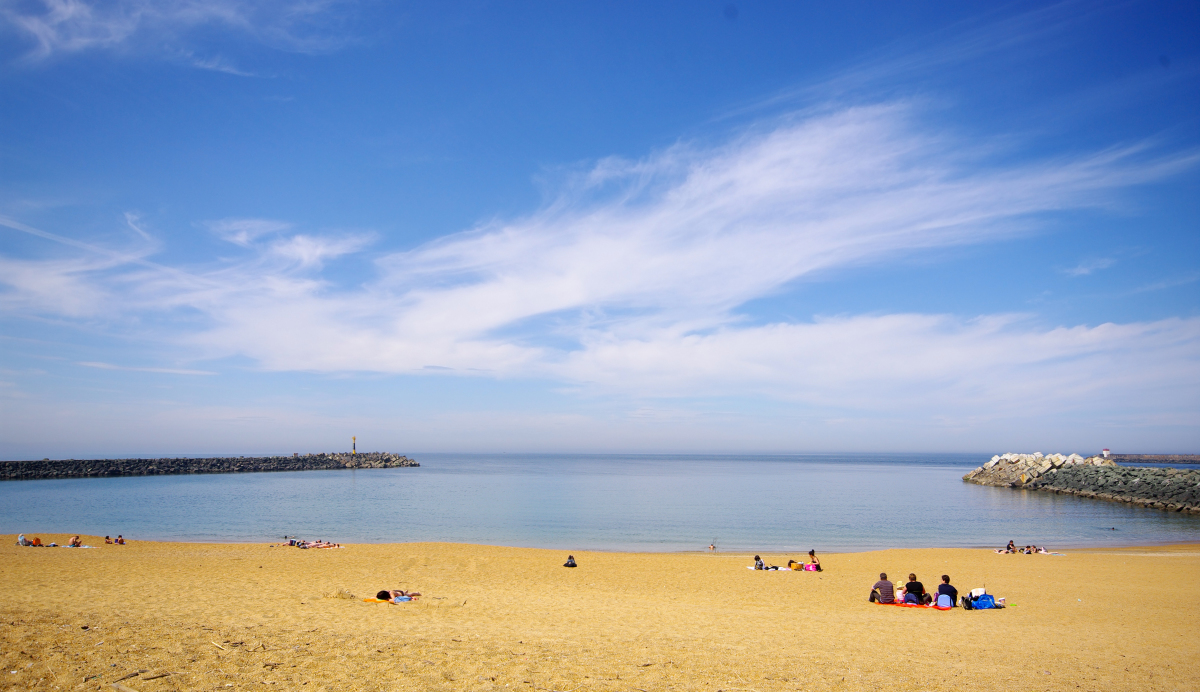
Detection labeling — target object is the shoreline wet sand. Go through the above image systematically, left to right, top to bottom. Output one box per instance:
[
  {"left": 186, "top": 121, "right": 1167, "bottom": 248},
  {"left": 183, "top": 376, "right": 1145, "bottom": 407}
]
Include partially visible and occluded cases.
[{"left": 3, "top": 537, "right": 1196, "bottom": 691}]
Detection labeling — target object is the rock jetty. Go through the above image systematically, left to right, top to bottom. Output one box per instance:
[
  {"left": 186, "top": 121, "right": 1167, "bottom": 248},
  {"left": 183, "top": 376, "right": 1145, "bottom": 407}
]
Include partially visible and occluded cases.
[
  {"left": 0, "top": 452, "right": 417, "bottom": 481},
  {"left": 963, "top": 452, "right": 1200, "bottom": 514},
  {"left": 1108, "top": 454, "right": 1200, "bottom": 464}
]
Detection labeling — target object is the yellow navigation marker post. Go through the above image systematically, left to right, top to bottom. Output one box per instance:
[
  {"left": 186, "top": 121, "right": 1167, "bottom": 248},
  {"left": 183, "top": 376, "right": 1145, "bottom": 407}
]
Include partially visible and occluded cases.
[{"left": 352, "top": 436, "right": 356, "bottom": 455}]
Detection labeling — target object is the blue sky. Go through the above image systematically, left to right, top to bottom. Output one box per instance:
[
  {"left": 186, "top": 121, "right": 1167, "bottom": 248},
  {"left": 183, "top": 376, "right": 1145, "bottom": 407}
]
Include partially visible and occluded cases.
[{"left": 0, "top": 0, "right": 1197, "bottom": 458}]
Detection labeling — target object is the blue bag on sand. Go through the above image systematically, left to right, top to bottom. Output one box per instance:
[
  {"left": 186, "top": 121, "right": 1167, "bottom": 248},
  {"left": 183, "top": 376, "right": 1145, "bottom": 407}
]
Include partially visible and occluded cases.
[{"left": 973, "top": 594, "right": 996, "bottom": 609}]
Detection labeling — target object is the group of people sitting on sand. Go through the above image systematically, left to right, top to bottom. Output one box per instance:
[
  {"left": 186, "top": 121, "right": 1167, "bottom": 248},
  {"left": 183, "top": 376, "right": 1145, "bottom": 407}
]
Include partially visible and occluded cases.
[
  {"left": 16, "top": 534, "right": 122, "bottom": 547},
  {"left": 104, "top": 535, "right": 126, "bottom": 544},
  {"left": 996, "top": 540, "right": 1050, "bottom": 554},
  {"left": 754, "top": 550, "right": 822, "bottom": 571},
  {"left": 869, "top": 572, "right": 959, "bottom": 607}
]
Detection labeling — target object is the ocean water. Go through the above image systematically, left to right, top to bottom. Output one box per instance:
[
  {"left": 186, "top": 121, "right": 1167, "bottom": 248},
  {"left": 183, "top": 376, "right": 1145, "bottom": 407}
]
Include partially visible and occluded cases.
[{"left": 3, "top": 453, "right": 1198, "bottom": 552}]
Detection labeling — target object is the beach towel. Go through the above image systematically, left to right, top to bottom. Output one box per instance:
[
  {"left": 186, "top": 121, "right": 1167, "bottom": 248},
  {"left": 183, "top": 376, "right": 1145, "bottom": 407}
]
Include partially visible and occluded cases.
[
  {"left": 803, "top": 563, "right": 819, "bottom": 571},
  {"left": 746, "top": 566, "right": 787, "bottom": 571},
  {"left": 362, "top": 597, "right": 413, "bottom": 603},
  {"left": 874, "top": 600, "right": 951, "bottom": 611}
]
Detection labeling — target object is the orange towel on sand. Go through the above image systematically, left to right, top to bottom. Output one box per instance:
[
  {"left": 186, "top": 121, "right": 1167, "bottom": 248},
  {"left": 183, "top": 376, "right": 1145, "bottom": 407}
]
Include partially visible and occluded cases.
[{"left": 874, "top": 601, "right": 951, "bottom": 611}]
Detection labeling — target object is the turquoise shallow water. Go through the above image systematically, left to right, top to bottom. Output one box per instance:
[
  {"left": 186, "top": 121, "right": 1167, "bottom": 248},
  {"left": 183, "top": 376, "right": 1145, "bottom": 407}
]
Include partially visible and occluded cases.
[{"left": 3, "top": 454, "right": 1198, "bottom": 552}]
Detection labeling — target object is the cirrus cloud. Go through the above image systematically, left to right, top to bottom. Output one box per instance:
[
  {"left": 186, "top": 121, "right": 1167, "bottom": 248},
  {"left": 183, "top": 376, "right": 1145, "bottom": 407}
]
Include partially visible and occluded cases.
[
  {"left": 0, "top": 0, "right": 356, "bottom": 65},
  {"left": 1, "top": 102, "right": 1197, "bottom": 428}
]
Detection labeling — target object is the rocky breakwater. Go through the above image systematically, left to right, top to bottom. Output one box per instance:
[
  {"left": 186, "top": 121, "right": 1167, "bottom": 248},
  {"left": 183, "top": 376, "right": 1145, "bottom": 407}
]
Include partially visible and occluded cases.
[
  {"left": 0, "top": 452, "right": 418, "bottom": 481},
  {"left": 963, "top": 452, "right": 1200, "bottom": 515}
]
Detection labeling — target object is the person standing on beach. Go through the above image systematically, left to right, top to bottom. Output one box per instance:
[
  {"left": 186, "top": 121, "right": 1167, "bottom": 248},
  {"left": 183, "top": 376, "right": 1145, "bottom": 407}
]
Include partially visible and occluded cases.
[{"left": 869, "top": 573, "right": 895, "bottom": 603}]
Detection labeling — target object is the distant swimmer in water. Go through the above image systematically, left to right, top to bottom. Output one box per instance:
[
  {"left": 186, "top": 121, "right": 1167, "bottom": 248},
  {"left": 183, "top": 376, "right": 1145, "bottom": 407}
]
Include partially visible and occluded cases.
[{"left": 709, "top": 543, "right": 715, "bottom": 552}]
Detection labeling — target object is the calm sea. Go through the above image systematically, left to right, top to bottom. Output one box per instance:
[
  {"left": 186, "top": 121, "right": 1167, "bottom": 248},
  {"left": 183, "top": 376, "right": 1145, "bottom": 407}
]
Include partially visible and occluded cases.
[{"left": 3, "top": 454, "right": 1198, "bottom": 552}]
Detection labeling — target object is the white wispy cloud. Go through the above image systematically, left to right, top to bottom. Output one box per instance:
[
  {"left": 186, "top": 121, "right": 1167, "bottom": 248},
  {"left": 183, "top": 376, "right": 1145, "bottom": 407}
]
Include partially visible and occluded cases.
[
  {"left": 1, "top": 0, "right": 353, "bottom": 63},
  {"left": 187, "top": 53, "right": 255, "bottom": 76},
  {"left": 1, "top": 103, "right": 1197, "bottom": 422},
  {"left": 205, "top": 218, "right": 292, "bottom": 246},
  {"left": 267, "top": 233, "right": 374, "bottom": 268},
  {"left": 1063, "top": 257, "right": 1115, "bottom": 276},
  {"left": 1131, "top": 273, "right": 1200, "bottom": 294},
  {"left": 555, "top": 314, "right": 1200, "bottom": 416},
  {"left": 77, "top": 361, "right": 216, "bottom": 375}
]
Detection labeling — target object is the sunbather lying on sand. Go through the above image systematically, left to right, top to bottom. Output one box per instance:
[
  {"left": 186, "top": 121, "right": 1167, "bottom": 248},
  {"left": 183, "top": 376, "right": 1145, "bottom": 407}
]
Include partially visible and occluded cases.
[
  {"left": 295, "top": 540, "right": 341, "bottom": 549},
  {"left": 376, "top": 589, "right": 421, "bottom": 602}
]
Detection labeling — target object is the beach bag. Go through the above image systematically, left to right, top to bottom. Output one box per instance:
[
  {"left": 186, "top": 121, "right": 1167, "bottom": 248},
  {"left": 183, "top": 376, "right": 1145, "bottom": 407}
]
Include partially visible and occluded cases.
[
  {"left": 803, "top": 563, "right": 818, "bottom": 571},
  {"left": 970, "top": 587, "right": 986, "bottom": 598},
  {"left": 936, "top": 594, "right": 952, "bottom": 608},
  {"left": 973, "top": 594, "right": 997, "bottom": 609}
]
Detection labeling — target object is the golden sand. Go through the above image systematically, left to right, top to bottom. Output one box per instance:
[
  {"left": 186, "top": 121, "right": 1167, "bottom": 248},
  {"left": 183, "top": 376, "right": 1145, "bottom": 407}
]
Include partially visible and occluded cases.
[{"left": 2, "top": 537, "right": 1197, "bottom": 691}]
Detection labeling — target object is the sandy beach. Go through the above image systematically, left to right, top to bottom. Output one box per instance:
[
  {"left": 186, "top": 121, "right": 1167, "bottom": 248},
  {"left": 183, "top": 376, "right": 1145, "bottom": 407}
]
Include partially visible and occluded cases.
[{"left": 2, "top": 537, "right": 1196, "bottom": 691}]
